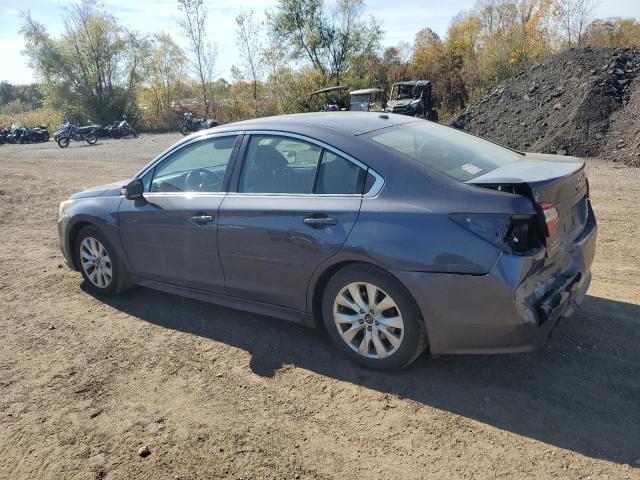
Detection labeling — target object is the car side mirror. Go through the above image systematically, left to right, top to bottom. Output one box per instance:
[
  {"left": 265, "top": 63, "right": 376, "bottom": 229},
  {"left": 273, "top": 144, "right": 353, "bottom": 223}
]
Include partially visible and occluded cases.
[{"left": 123, "top": 178, "right": 144, "bottom": 200}]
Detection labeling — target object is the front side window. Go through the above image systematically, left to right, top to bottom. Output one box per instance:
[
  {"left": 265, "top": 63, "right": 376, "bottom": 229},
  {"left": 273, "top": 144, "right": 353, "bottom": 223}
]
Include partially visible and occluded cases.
[
  {"left": 361, "top": 122, "right": 521, "bottom": 182},
  {"left": 238, "top": 134, "right": 367, "bottom": 195},
  {"left": 150, "top": 136, "right": 237, "bottom": 193}
]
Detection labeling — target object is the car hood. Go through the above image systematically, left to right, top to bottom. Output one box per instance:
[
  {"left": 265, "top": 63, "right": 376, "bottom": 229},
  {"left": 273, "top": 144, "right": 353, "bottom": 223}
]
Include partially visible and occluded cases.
[{"left": 70, "top": 179, "right": 129, "bottom": 199}]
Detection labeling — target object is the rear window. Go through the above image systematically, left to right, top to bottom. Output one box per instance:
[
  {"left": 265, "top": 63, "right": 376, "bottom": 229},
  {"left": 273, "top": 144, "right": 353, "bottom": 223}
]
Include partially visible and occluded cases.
[{"left": 361, "top": 122, "right": 521, "bottom": 181}]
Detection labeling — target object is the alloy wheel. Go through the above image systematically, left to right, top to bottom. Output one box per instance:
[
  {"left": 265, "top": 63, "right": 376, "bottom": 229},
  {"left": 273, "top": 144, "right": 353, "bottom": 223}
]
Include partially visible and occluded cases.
[
  {"left": 80, "top": 237, "right": 113, "bottom": 288},
  {"left": 333, "top": 282, "right": 405, "bottom": 359}
]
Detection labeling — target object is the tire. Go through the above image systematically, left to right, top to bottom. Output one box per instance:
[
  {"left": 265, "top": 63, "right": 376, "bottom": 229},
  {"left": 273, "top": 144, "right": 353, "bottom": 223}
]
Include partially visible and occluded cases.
[
  {"left": 427, "top": 109, "right": 439, "bottom": 123},
  {"left": 180, "top": 124, "right": 190, "bottom": 135},
  {"left": 43, "top": 132, "right": 50, "bottom": 142},
  {"left": 85, "top": 132, "right": 97, "bottom": 145},
  {"left": 57, "top": 136, "right": 70, "bottom": 148},
  {"left": 75, "top": 225, "right": 132, "bottom": 296},
  {"left": 321, "top": 264, "right": 427, "bottom": 371}
]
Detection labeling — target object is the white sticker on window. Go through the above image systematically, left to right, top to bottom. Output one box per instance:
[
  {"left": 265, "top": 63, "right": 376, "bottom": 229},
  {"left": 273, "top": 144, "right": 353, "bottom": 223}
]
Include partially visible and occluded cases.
[{"left": 461, "top": 163, "right": 482, "bottom": 175}]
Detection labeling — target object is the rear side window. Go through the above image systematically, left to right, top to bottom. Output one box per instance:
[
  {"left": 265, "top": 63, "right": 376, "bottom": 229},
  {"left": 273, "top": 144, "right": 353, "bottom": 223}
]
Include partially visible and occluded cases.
[
  {"left": 361, "top": 122, "right": 521, "bottom": 181},
  {"left": 238, "top": 135, "right": 366, "bottom": 195},
  {"left": 316, "top": 151, "right": 363, "bottom": 194}
]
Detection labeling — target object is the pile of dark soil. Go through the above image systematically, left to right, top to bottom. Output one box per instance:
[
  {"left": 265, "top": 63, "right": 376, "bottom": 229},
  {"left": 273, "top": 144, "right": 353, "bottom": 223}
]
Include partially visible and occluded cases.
[{"left": 452, "top": 47, "right": 640, "bottom": 166}]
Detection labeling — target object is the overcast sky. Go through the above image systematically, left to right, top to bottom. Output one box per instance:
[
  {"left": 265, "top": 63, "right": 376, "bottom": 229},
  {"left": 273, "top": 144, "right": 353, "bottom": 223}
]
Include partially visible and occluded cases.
[{"left": 1, "top": 0, "right": 639, "bottom": 84}]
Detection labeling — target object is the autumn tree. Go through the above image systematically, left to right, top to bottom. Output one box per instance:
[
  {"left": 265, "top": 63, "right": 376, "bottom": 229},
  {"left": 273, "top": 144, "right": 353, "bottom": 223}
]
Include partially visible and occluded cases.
[
  {"left": 177, "top": 0, "right": 218, "bottom": 116},
  {"left": 553, "top": 0, "right": 599, "bottom": 46},
  {"left": 233, "top": 11, "right": 264, "bottom": 100},
  {"left": 583, "top": 17, "right": 640, "bottom": 48},
  {"left": 146, "top": 33, "right": 186, "bottom": 118}
]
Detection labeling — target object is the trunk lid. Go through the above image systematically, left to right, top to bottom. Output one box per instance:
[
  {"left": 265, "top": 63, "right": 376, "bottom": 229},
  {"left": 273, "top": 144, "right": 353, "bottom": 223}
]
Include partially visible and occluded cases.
[{"left": 467, "top": 153, "right": 589, "bottom": 254}]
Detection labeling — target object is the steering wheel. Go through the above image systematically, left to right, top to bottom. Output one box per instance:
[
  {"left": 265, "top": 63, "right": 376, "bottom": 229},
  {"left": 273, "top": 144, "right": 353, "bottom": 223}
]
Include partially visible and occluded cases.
[{"left": 185, "top": 168, "right": 219, "bottom": 192}]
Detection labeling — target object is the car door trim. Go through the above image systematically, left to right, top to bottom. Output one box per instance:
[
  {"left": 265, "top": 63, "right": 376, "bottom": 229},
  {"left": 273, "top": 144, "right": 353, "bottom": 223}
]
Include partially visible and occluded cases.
[{"left": 228, "top": 130, "right": 385, "bottom": 197}]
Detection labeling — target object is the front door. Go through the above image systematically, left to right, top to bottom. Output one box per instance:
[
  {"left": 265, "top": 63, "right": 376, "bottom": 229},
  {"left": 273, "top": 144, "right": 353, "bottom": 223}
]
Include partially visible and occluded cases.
[
  {"left": 118, "top": 134, "right": 239, "bottom": 292},
  {"left": 218, "top": 134, "right": 366, "bottom": 311}
]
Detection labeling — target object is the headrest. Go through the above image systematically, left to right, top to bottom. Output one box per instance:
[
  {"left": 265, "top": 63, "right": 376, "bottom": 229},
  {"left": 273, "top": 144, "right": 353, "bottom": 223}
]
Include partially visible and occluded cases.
[{"left": 254, "top": 144, "right": 287, "bottom": 171}]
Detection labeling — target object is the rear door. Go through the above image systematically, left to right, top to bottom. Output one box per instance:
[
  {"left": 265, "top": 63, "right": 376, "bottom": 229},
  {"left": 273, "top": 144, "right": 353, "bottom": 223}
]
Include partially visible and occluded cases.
[
  {"left": 218, "top": 133, "right": 368, "bottom": 311},
  {"left": 118, "top": 134, "right": 240, "bottom": 292}
]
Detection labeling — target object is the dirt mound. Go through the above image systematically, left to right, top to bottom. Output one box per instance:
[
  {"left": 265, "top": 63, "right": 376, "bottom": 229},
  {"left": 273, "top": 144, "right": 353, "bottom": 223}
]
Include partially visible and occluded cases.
[{"left": 452, "top": 48, "right": 640, "bottom": 165}]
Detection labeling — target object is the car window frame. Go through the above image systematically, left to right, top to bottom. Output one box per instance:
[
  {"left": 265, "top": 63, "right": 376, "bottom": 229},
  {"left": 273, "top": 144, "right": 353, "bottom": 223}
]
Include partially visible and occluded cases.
[
  {"left": 228, "top": 130, "right": 384, "bottom": 197},
  {"left": 133, "top": 132, "right": 244, "bottom": 197}
]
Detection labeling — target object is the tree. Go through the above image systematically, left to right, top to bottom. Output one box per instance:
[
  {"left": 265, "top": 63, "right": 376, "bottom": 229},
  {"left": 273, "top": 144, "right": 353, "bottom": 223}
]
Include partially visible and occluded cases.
[
  {"left": 21, "top": 0, "right": 146, "bottom": 123},
  {"left": 176, "top": 0, "right": 218, "bottom": 116},
  {"left": 272, "top": 0, "right": 382, "bottom": 84},
  {"left": 553, "top": 0, "right": 599, "bottom": 46},
  {"left": 233, "top": 11, "right": 264, "bottom": 100},
  {"left": 583, "top": 17, "right": 640, "bottom": 48},
  {"left": 146, "top": 33, "right": 185, "bottom": 117}
]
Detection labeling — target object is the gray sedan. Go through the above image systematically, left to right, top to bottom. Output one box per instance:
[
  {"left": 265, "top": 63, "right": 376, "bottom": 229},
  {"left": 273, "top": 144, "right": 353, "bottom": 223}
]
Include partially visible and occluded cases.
[{"left": 57, "top": 113, "right": 597, "bottom": 370}]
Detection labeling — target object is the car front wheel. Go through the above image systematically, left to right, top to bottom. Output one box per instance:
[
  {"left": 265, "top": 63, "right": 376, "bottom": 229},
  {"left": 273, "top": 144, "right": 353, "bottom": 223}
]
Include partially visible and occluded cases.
[
  {"left": 75, "top": 226, "right": 131, "bottom": 296},
  {"left": 322, "top": 264, "right": 427, "bottom": 371}
]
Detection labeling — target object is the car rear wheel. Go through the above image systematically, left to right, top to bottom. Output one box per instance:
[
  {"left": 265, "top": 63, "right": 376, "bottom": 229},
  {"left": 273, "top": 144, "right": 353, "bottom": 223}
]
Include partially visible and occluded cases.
[
  {"left": 75, "top": 226, "right": 131, "bottom": 296},
  {"left": 322, "top": 264, "right": 427, "bottom": 371}
]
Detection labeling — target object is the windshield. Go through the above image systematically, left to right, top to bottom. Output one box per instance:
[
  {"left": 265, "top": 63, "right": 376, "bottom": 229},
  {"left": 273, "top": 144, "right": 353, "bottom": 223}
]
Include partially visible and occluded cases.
[
  {"left": 390, "top": 85, "right": 416, "bottom": 101},
  {"left": 361, "top": 122, "right": 522, "bottom": 181}
]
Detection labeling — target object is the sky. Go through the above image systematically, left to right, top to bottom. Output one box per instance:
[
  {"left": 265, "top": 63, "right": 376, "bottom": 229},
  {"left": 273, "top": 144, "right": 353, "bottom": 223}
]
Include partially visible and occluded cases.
[{"left": 0, "top": 0, "right": 639, "bottom": 85}]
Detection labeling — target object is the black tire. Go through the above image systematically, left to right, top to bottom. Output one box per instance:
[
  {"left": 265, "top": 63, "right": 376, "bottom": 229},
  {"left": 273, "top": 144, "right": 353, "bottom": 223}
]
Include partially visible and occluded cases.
[
  {"left": 427, "top": 109, "right": 439, "bottom": 123},
  {"left": 180, "top": 124, "right": 190, "bottom": 135},
  {"left": 111, "top": 130, "right": 122, "bottom": 139},
  {"left": 43, "top": 132, "right": 50, "bottom": 142},
  {"left": 85, "top": 132, "right": 97, "bottom": 145},
  {"left": 57, "top": 136, "right": 70, "bottom": 148},
  {"left": 75, "top": 225, "right": 132, "bottom": 296},
  {"left": 321, "top": 264, "right": 428, "bottom": 371}
]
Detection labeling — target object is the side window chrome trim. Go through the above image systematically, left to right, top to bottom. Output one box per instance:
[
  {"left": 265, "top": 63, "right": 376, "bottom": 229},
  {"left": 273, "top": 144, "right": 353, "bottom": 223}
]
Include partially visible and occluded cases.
[
  {"left": 134, "top": 130, "right": 246, "bottom": 180},
  {"left": 242, "top": 130, "right": 385, "bottom": 197}
]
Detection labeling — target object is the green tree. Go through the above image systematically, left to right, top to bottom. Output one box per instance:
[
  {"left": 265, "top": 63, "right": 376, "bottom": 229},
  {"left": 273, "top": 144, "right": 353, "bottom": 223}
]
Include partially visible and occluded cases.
[
  {"left": 20, "top": 0, "right": 147, "bottom": 124},
  {"left": 271, "top": 0, "right": 383, "bottom": 84}
]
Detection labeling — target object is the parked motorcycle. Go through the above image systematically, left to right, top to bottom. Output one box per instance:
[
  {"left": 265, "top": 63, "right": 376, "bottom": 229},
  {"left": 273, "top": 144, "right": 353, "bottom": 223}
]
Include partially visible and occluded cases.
[
  {"left": 180, "top": 112, "right": 218, "bottom": 135},
  {"left": 117, "top": 116, "right": 137, "bottom": 138},
  {"left": 6, "top": 123, "right": 25, "bottom": 144},
  {"left": 54, "top": 123, "right": 98, "bottom": 148}
]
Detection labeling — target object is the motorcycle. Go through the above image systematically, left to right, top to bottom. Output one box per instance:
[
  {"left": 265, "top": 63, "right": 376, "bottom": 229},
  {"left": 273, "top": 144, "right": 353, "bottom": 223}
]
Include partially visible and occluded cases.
[
  {"left": 180, "top": 112, "right": 218, "bottom": 135},
  {"left": 117, "top": 116, "right": 137, "bottom": 138},
  {"left": 6, "top": 123, "right": 25, "bottom": 144},
  {"left": 54, "top": 123, "right": 98, "bottom": 148},
  {"left": 23, "top": 124, "right": 50, "bottom": 143}
]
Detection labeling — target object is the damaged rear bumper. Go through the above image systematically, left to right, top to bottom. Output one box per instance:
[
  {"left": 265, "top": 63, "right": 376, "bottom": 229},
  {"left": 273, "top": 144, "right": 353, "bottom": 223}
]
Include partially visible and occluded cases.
[{"left": 395, "top": 202, "right": 597, "bottom": 355}]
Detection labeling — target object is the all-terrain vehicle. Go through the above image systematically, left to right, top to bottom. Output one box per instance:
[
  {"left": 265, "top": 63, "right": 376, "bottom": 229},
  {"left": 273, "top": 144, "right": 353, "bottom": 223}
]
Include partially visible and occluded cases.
[
  {"left": 385, "top": 80, "right": 438, "bottom": 122},
  {"left": 310, "top": 86, "right": 350, "bottom": 111},
  {"left": 349, "top": 88, "right": 385, "bottom": 112}
]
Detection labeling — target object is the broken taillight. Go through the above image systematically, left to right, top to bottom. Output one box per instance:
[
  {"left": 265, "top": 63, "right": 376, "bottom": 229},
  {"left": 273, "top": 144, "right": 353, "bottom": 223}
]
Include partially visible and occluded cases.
[{"left": 538, "top": 202, "right": 560, "bottom": 236}]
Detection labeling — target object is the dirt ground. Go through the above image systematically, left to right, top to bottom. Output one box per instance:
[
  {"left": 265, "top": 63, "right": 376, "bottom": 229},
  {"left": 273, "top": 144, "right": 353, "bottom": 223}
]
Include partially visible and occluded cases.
[{"left": 0, "top": 134, "right": 639, "bottom": 480}]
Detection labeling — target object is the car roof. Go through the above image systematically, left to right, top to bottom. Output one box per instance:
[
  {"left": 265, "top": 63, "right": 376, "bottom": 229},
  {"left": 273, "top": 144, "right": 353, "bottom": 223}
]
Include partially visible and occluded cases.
[
  {"left": 350, "top": 88, "right": 383, "bottom": 95},
  {"left": 212, "top": 112, "right": 415, "bottom": 137}
]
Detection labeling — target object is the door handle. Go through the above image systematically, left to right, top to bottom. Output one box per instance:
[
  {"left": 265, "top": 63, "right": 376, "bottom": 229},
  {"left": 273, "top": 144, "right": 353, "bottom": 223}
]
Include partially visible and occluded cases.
[
  {"left": 191, "top": 214, "right": 214, "bottom": 225},
  {"left": 303, "top": 215, "right": 338, "bottom": 227}
]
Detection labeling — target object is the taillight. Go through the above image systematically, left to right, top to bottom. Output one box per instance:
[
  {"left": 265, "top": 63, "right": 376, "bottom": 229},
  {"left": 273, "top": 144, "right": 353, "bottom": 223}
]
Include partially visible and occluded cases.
[{"left": 539, "top": 202, "right": 559, "bottom": 236}]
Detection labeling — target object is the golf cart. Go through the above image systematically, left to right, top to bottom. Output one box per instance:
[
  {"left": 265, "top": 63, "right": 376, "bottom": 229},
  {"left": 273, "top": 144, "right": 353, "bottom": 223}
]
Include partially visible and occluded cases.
[
  {"left": 385, "top": 80, "right": 438, "bottom": 122},
  {"left": 309, "top": 86, "right": 349, "bottom": 111},
  {"left": 349, "top": 88, "right": 385, "bottom": 112}
]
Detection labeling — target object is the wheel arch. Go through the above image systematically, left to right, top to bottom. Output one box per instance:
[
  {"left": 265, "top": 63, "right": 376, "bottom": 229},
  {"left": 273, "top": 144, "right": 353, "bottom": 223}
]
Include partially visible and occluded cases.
[
  {"left": 67, "top": 220, "right": 93, "bottom": 270},
  {"left": 309, "top": 259, "right": 431, "bottom": 343}
]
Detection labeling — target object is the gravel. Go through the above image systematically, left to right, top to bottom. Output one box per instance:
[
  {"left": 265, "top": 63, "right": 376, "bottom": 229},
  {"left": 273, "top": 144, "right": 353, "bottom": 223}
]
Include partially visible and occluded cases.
[{"left": 452, "top": 47, "right": 640, "bottom": 166}]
